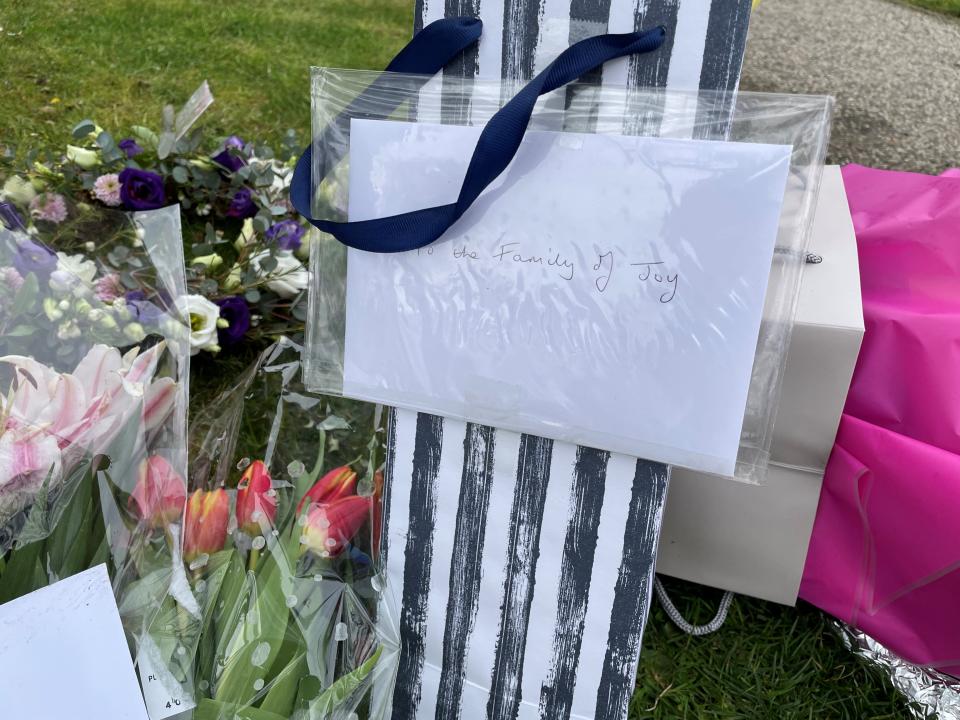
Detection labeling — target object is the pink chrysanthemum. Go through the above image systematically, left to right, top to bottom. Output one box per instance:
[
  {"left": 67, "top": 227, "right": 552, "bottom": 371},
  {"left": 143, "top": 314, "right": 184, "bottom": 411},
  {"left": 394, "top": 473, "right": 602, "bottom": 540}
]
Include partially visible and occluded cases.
[
  {"left": 93, "top": 173, "right": 122, "bottom": 207},
  {"left": 29, "top": 193, "right": 68, "bottom": 224},
  {"left": 0, "top": 267, "right": 24, "bottom": 293},
  {"left": 94, "top": 272, "right": 124, "bottom": 302}
]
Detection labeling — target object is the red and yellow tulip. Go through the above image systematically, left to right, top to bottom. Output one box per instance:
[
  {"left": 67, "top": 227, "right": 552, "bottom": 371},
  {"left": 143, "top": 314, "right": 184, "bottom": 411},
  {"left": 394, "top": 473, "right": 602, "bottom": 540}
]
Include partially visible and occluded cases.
[
  {"left": 128, "top": 455, "right": 186, "bottom": 528},
  {"left": 235, "top": 460, "right": 276, "bottom": 536},
  {"left": 296, "top": 465, "right": 357, "bottom": 515},
  {"left": 184, "top": 488, "right": 229, "bottom": 563},
  {"left": 300, "top": 495, "right": 371, "bottom": 557}
]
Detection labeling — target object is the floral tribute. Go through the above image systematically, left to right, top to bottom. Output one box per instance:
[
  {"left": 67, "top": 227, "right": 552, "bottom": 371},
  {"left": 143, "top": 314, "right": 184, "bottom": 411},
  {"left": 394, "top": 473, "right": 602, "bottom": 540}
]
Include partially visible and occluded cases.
[
  {"left": 0, "top": 83, "right": 314, "bottom": 355},
  {"left": 0, "top": 199, "right": 191, "bottom": 698},
  {"left": 173, "top": 339, "right": 390, "bottom": 719}
]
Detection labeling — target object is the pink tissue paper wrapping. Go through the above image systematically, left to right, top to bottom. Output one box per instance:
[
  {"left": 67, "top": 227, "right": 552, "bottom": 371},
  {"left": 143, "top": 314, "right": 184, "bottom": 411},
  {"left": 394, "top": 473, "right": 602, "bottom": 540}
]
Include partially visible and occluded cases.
[{"left": 800, "top": 164, "right": 960, "bottom": 677}]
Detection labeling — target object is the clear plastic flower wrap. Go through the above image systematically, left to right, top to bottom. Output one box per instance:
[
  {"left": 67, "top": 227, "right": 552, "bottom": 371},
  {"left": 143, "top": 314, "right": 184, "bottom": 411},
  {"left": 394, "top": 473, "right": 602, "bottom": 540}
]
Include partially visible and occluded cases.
[
  {"left": 303, "top": 69, "right": 833, "bottom": 482},
  {"left": 0, "top": 204, "right": 191, "bottom": 709},
  {"left": 181, "top": 338, "right": 392, "bottom": 719}
]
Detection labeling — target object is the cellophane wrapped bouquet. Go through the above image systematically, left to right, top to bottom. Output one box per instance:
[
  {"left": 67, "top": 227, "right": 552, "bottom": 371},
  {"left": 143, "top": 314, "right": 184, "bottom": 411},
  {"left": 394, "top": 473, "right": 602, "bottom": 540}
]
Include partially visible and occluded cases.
[
  {"left": 0, "top": 202, "right": 192, "bottom": 692},
  {"left": 179, "top": 338, "right": 394, "bottom": 720}
]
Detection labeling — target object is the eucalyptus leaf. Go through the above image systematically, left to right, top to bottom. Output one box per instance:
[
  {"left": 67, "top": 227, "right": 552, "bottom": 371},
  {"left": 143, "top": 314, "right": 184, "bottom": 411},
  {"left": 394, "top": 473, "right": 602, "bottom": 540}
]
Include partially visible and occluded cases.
[
  {"left": 71, "top": 119, "right": 96, "bottom": 139},
  {"left": 131, "top": 125, "right": 160, "bottom": 150},
  {"left": 96, "top": 131, "right": 116, "bottom": 152},
  {"left": 157, "top": 131, "right": 176, "bottom": 161},
  {"left": 172, "top": 165, "right": 190, "bottom": 184},
  {"left": 255, "top": 169, "right": 275, "bottom": 188},
  {"left": 252, "top": 215, "right": 269, "bottom": 234},
  {"left": 258, "top": 256, "right": 278, "bottom": 273},
  {"left": 244, "top": 289, "right": 261, "bottom": 304}
]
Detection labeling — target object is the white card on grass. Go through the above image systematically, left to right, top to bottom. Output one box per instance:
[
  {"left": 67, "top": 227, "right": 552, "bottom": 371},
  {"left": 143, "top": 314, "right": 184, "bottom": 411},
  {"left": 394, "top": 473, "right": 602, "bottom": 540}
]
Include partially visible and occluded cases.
[
  {"left": 343, "top": 120, "right": 791, "bottom": 475},
  {"left": 0, "top": 564, "right": 149, "bottom": 720}
]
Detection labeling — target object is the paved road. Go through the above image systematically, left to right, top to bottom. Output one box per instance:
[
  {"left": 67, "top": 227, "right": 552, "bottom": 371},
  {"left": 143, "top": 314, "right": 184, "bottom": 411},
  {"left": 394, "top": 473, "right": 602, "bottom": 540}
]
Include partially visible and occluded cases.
[{"left": 740, "top": 0, "right": 960, "bottom": 173}]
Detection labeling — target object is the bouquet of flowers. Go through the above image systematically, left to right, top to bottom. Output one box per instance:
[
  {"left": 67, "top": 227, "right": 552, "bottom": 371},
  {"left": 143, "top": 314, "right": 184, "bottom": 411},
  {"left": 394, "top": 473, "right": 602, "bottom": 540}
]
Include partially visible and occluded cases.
[
  {"left": 0, "top": 82, "right": 313, "bottom": 355},
  {"left": 0, "top": 202, "right": 194, "bottom": 696},
  {"left": 164, "top": 339, "right": 393, "bottom": 720}
]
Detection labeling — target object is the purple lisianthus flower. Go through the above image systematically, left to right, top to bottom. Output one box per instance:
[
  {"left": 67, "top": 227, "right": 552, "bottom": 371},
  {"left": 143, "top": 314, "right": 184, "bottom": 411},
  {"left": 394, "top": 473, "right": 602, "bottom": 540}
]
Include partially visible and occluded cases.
[
  {"left": 212, "top": 135, "right": 246, "bottom": 173},
  {"left": 118, "top": 138, "right": 144, "bottom": 158},
  {"left": 119, "top": 168, "right": 167, "bottom": 210},
  {"left": 226, "top": 188, "right": 257, "bottom": 219},
  {"left": 0, "top": 202, "right": 26, "bottom": 231},
  {"left": 265, "top": 219, "right": 304, "bottom": 252},
  {"left": 13, "top": 239, "right": 57, "bottom": 278},
  {"left": 214, "top": 295, "right": 251, "bottom": 346},
  {"left": 128, "top": 300, "right": 163, "bottom": 325}
]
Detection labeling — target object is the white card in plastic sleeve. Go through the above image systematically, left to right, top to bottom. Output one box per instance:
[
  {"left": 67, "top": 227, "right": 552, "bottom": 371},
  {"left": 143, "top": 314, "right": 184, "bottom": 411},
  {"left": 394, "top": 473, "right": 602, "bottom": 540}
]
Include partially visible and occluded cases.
[{"left": 0, "top": 564, "right": 150, "bottom": 720}]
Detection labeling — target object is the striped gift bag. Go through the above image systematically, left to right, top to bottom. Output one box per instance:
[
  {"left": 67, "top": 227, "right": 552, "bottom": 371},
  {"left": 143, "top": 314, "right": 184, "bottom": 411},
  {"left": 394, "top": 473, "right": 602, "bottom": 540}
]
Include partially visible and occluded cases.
[
  {"left": 368, "top": 3, "right": 753, "bottom": 718},
  {"left": 374, "top": 411, "right": 669, "bottom": 720}
]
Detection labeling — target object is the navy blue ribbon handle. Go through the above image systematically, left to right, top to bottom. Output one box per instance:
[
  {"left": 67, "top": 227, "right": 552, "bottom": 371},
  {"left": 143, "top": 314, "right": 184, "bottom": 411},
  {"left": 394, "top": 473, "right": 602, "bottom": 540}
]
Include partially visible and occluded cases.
[{"left": 290, "top": 17, "right": 666, "bottom": 253}]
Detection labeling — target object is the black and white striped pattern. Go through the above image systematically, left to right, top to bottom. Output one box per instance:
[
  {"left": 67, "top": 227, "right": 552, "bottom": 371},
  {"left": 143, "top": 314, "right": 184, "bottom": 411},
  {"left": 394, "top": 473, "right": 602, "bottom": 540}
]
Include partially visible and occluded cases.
[
  {"left": 415, "top": 0, "right": 751, "bottom": 90},
  {"left": 378, "top": 409, "right": 669, "bottom": 720}
]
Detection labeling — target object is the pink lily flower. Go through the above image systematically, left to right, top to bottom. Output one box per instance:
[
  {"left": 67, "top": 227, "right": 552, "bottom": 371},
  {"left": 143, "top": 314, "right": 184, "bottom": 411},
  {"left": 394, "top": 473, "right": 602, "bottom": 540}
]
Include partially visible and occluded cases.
[{"left": 0, "top": 343, "right": 179, "bottom": 524}]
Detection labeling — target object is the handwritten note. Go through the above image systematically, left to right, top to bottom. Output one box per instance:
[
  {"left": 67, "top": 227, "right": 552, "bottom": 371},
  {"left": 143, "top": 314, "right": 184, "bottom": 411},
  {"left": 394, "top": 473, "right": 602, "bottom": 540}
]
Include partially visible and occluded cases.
[
  {"left": 342, "top": 120, "right": 791, "bottom": 474},
  {"left": 0, "top": 565, "right": 150, "bottom": 720}
]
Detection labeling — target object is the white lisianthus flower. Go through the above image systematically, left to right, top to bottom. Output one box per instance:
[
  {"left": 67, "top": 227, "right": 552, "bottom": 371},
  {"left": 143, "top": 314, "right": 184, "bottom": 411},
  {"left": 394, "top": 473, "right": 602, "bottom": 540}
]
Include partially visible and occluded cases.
[
  {"left": 66, "top": 145, "right": 101, "bottom": 169},
  {"left": 2, "top": 176, "right": 36, "bottom": 204},
  {"left": 250, "top": 250, "right": 308, "bottom": 299},
  {"left": 49, "top": 252, "right": 97, "bottom": 294},
  {"left": 174, "top": 294, "right": 221, "bottom": 355}
]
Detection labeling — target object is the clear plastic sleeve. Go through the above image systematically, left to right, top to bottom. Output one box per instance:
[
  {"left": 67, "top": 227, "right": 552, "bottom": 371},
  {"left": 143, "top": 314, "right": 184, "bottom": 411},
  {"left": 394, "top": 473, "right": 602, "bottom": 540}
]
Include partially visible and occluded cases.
[
  {"left": 304, "top": 68, "right": 833, "bottom": 482},
  {"left": 0, "top": 205, "right": 191, "bottom": 707},
  {"left": 180, "top": 338, "right": 394, "bottom": 719}
]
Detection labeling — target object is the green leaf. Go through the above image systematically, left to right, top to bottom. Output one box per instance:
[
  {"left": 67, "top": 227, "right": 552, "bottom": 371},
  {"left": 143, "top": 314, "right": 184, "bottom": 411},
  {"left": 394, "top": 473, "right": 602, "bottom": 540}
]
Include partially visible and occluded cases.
[
  {"left": 71, "top": 119, "right": 96, "bottom": 139},
  {"left": 131, "top": 125, "right": 160, "bottom": 151},
  {"left": 96, "top": 130, "right": 116, "bottom": 152},
  {"left": 157, "top": 131, "right": 175, "bottom": 160},
  {"left": 172, "top": 165, "right": 190, "bottom": 184},
  {"left": 258, "top": 256, "right": 278, "bottom": 273},
  {"left": 10, "top": 272, "right": 39, "bottom": 317},
  {"left": 244, "top": 290, "right": 260, "bottom": 304},
  {"left": 3, "top": 325, "right": 37, "bottom": 338},
  {"left": 44, "top": 465, "right": 99, "bottom": 578},
  {"left": 0, "top": 539, "right": 44, "bottom": 603},
  {"left": 213, "top": 558, "right": 290, "bottom": 706},
  {"left": 307, "top": 646, "right": 383, "bottom": 718},
  {"left": 259, "top": 652, "right": 307, "bottom": 717},
  {"left": 193, "top": 698, "right": 286, "bottom": 720}
]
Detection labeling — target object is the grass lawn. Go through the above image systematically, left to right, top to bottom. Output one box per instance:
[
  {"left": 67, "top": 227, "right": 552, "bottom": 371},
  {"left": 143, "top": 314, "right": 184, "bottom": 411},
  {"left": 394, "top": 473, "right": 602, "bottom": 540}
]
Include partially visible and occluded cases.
[
  {"left": 903, "top": 0, "right": 960, "bottom": 15},
  {"left": 0, "top": 1, "right": 917, "bottom": 718}
]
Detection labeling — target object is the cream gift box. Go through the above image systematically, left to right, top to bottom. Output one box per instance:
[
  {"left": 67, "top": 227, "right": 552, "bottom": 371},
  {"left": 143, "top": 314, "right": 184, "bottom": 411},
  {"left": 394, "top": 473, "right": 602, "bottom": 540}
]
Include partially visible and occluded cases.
[{"left": 657, "top": 166, "right": 865, "bottom": 605}]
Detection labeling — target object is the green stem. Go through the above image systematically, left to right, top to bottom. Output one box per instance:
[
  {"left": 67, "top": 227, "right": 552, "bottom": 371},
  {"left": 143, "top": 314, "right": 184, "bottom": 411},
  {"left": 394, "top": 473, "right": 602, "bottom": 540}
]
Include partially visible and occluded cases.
[{"left": 248, "top": 545, "right": 261, "bottom": 573}]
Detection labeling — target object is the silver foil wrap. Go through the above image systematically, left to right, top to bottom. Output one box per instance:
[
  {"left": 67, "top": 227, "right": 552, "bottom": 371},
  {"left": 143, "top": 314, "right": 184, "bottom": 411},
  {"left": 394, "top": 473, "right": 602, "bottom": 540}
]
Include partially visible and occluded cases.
[{"left": 838, "top": 624, "right": 960, "bottom": 719}]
